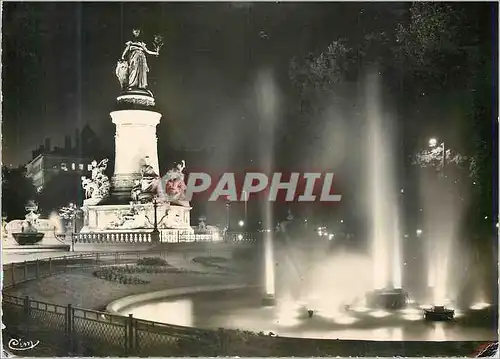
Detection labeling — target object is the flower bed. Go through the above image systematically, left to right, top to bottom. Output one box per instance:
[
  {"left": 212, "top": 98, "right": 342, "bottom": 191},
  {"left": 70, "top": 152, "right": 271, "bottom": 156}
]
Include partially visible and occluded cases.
[
  {"left": 136, "top": 257, "right": 169, "bottom": 266},
  {"left": 92, "top": 260, "right": 203, "bottom": 284},
  {"left": 93, "top": 267, "right": 149, "bottom": 284}
]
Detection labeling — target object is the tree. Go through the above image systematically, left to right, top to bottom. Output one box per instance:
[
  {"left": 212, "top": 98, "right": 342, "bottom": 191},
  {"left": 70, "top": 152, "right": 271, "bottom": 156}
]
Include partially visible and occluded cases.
[
  {"left": 1, "top": 166, "right": 37, "bottom": 221},
  {"left": 37, "top": 172, "right": 84, "bottom": 216}
]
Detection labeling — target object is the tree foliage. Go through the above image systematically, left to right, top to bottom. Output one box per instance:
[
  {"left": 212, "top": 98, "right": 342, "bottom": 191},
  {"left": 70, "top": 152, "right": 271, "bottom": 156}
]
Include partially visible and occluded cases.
[
  {"left": 288, "top": 2, "right": 496, "bottom": 234},
  {"left": 289, "top": 40, "right": 354, "bottom": 102},
  {"left": 1, "top": 166, "right": 37, "bottom": 221},
  {"left": 37, "top": 172, "right": 84, "bottom": 216}
]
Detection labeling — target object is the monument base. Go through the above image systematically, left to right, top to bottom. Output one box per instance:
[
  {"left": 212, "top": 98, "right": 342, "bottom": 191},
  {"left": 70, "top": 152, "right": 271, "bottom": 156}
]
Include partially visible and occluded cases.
[{"left": 81, "top": 202, "right": 192, "bottom": 233}]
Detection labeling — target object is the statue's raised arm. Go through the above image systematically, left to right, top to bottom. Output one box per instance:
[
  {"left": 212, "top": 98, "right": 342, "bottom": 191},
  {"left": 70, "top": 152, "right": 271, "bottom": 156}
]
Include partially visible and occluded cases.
[{"left": 115, "top": 29, "right": 164, "bottom": 92}]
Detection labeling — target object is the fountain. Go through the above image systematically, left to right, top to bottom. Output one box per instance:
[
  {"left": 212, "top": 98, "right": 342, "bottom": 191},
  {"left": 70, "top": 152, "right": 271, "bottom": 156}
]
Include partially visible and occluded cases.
[
  {"left": 106, "top": 69, "right": 496, "bottom": 343},
  {"left": 255, "top": 69, "right": 280, "bottom": 307},
  {"left": 363, "top": 73, "right": 408, "bottom": 310},
  {"left": 11, "top": 201, "right": 45, "bottom": 245}
]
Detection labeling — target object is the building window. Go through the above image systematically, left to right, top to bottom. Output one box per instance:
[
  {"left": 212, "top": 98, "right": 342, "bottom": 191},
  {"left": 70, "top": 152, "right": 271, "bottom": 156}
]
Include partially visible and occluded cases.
[
  {"left": 61, "top": 163, "right": 68, "bottom": 171},
  {"left": 72, "top": 163, "right": 76, "bottom": 170},
  {"left": 79, "top": 164, "right": 84, "bottom": 171},
  {"left": 87, "top": 164, "right": 92, "bottom": 171}
]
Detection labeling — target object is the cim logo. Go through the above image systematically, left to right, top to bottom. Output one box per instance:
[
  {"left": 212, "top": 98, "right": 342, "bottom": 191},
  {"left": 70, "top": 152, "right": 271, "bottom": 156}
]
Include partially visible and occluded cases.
[{"left": 177, "top": 172, "right": 342, "bottom": 203}]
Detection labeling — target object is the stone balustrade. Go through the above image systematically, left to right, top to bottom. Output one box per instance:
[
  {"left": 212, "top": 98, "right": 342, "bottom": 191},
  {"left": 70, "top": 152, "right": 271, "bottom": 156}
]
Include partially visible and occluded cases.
[
  {"left": 74, "top": 230, "right": 258, "bottom": 244},
  {"left": 75, "top": 232, "right": 152, "bottom": 243}
]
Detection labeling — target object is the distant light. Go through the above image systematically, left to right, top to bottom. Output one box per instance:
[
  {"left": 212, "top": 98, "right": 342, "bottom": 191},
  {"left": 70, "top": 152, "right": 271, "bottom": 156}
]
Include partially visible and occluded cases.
[
  {"left": 429, "top": 138, "right": 438, "bottom": 147},
  {"left": 400, "top": 189, "right": 404, "bottom": 193},
  {"left": 484, "top": 216, "right": 488, "bottom": 220},
  {"left": 304, "top": 219, "right": 307, "bottom": 222},
  {"left": 238, "top": 220, "right": 245, "bottom": 227},
  {"left": 340, "top": 220, "right": 344, "bottom": 223},
  {"left": 416, "top": 229, "right": 423, "bottom": 236},
  {"left": 237, "top": 234, "right": 243, "bottom": 240},
  {"left": 328, "top": 234, "right": 334, "bottom": 240},
  {"left": 404, "top": 234, "right": 409, "bottom": 238}
]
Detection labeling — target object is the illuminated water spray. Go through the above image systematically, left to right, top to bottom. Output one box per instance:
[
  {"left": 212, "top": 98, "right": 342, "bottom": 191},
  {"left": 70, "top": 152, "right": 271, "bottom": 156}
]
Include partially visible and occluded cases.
[
  {"left": 255, "top": 69, "right": 280, "bottom": 301},
  {"left": 365, "top": 73, "right": 402, "bottom": 291}
]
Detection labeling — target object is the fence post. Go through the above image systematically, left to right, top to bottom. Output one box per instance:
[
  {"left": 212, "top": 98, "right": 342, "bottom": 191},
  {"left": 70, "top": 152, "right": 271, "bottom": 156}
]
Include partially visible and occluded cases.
[
  {"left": 35, "top": 260, "right": 39, "bottom": 278},
  {"left": 23, "top": 261, "right": 28, "bottom": 281},
  {"left": 23, "top": 296, "right": 31, "bottom": 333},
  {"left": 66, "top": 304, "right": 75, "bottom": 353},
  {"left": 127, "top": 314, "right": 135, "bottom": 355},
  {"left": 218, "top": 328, "right": 226, "bottom": 356}
]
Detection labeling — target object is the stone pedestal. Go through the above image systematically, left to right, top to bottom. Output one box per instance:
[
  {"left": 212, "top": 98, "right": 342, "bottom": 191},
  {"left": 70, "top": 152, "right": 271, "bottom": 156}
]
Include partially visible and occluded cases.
[
  {"left": 110, "top": 108, "right": 161, "bottom": 202},
  {"left": 81, "top": 203, "right": 192, "bottom": 233}
]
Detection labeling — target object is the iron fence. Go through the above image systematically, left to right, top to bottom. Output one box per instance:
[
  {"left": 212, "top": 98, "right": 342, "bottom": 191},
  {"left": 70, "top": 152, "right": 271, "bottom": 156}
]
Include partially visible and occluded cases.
[{"left": 2, "top": 250, "right": 168, "bottom": 289}]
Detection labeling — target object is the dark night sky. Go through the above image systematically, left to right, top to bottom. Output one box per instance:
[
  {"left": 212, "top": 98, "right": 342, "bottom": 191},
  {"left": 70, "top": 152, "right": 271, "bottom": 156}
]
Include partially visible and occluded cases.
[{"left": 2, "top": 2, "right": 404, "bottom": 166}]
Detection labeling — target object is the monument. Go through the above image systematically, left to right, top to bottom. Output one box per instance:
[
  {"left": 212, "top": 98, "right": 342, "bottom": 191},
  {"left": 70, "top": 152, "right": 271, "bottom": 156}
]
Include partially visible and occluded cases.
[{"left": 80, "top": 29, "right": 192, "bottom": 235}]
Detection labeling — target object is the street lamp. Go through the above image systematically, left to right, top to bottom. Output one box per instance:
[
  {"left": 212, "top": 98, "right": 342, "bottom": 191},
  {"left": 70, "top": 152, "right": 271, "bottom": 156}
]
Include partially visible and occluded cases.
[
  {"left": 151, "top": 196, "right": 169, "bottom": 244},
  {"left": 151, "top": 197, "right": 160, "bottom": 243},
  {"left": 225, "top": 197, "right": 231, "bottom": 238},
  {"left": 60, "top": 203, "right": 79, "bottom": 252}
]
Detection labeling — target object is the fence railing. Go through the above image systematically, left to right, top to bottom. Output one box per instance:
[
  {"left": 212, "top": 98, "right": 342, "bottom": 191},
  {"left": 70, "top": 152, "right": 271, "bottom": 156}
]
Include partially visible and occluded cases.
[{"left": 2, "top": 251, "right": 168, "bottom": 289}]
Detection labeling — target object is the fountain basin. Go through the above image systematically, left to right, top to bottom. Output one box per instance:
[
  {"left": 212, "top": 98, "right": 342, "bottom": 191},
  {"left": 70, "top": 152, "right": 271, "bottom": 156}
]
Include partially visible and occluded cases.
[
  {"left": 12, "top": 232, "right": 45, "bottom": 245},
  {"left": 112, "top": 286, "right": 496, "bottom": 342}
]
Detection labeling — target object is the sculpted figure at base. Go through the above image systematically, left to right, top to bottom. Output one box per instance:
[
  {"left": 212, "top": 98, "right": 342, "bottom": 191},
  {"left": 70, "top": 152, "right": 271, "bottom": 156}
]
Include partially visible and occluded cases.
[
  {"left": 116, "top": 29, "right": 163, "bottom": 92},
  {"left": 135, "top": 156, "right": 161, "bottom": 203},
  {"left": 81, "top": 159, "right": 110, "bottom": 204},
  {"left": 160, "top": 160, "right": 188, "bottom": 206},
  {"left": 106, "top": 206, "right": 151, "bottom": 230}
]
